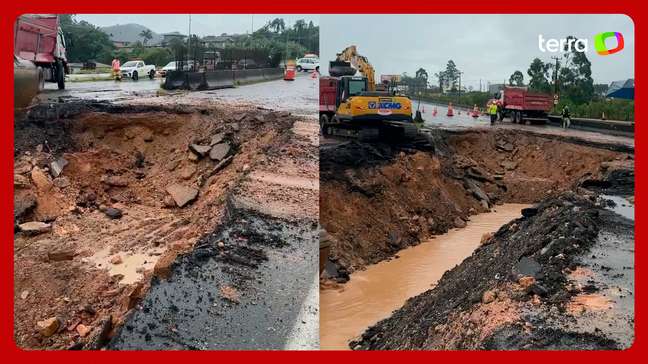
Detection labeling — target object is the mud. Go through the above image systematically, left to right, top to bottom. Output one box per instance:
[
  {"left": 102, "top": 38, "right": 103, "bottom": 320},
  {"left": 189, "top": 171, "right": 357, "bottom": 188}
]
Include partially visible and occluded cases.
[
  {"left": 13, "top": 100, "right": 310, "bottom": 350},
  {"left": 320, "top": 129, "right": 632, "bottom": 276},
  {"left": 350, "top": 191, "right": 633, "bottom": 350}
]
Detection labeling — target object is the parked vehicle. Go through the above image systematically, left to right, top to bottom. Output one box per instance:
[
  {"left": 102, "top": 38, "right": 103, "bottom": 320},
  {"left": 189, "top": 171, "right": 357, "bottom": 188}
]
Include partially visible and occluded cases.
[
  {"left": 14, "top": 14, "right": 68, "bottom": 90},
  {"left": 296, "top": 57, "right": 320, "bottom": 72},
  {"left": 120, "top": 60, "right": 156, "bottom": 80},
  {"left": 159, "top": 60, "right": 195, "bottom": 77},
  {"left": 494, "top": 86, "right": 553, "bottom": 124}
]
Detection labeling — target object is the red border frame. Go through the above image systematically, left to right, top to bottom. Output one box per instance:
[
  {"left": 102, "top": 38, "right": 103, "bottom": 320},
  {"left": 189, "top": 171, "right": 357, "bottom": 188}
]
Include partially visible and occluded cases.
[{"left": 2, "top": 1, "right": 642, "bottom": 360}]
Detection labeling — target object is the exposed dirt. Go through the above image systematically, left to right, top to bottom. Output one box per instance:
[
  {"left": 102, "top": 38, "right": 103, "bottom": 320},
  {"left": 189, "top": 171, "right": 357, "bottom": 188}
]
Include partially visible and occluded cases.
[
  {"left": 13, "top": 101, "right": 304, "bottom": 350},
  {"left": 320, "top": 129, "right": 633, "bottom": 279},
  {"left": 351, "top": 191, "right": 634, "bottom": 350}
]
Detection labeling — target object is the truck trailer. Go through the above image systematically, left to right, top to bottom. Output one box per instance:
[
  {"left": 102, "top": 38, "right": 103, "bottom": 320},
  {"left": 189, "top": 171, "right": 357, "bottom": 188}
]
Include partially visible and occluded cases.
[{"left": 14, "top": 14, "right": 68, "bottom": 90}]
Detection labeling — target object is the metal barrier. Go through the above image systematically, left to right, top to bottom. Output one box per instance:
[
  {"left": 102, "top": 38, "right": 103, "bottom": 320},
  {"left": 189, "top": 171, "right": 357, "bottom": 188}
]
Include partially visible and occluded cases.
[
  {"left": 262, "top": 68, "right": 284, "bottom": 80},
  {"left": 234, "top": 69, "right": 265, "bottom": 85},
  {"left": 205, "top": 70, "right": 235, "bottom": 89},
  {"left": 186, "top": 72, "right": 206, "bottom": 90}
]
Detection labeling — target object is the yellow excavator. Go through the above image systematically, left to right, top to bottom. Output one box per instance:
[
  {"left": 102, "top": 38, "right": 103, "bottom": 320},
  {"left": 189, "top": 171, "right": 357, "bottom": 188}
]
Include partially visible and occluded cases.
[{"left": 319, "top": 45, "right": 420, "bottom": 141}]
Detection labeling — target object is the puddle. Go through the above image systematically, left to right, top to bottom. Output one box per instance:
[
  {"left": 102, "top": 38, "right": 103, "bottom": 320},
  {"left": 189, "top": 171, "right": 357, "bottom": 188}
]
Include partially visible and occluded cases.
[
  {"left": 601, "top": 195, "right": 634, "bottom": 221},
  {"left": 319, "top": 203, "right": 529, "bottom": 350},
  {"left": 87, "top": 246, "right": 164, "bottom": 285}
]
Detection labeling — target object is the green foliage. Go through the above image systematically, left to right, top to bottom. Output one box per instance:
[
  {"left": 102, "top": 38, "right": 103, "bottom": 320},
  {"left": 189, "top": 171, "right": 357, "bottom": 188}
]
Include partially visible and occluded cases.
[
  {"left": 60, "top": 14, "right": 115, "bottom": 64},
  {"left": 556, "top": 35, "right": 594, "bottom": 105},
  {"left": 527, "top": 58, "right": 551, "bottom": 92},
  {"left": 435, "top": 60, "right": 460, "bottom": 92},
  {"left": 508, "top": 70, "right": 524, "bottom": 86},
  {"left": 553, "top": 99, "right": 634, "bottom": 121}
]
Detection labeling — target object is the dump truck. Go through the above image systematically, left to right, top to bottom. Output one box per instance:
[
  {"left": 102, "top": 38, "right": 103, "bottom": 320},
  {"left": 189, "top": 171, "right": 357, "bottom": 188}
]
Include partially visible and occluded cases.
[
  {"left": 14, "top": 14, "right": 68, "bottom": 90},
  {"left": 319, "top": 46, "right": 417, "bottom": 141},
  {"left": 494, "top": 86, "right": 553, "bottom": 124}
]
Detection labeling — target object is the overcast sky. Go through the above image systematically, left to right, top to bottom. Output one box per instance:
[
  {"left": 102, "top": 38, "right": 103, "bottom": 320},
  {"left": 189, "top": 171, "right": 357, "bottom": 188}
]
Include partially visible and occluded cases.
[
  {"left": 76, "top": 14, "right": 319, "bottom": 37},
  {"left": 321, "top": 14, "right": 634, "bottom": 88}
]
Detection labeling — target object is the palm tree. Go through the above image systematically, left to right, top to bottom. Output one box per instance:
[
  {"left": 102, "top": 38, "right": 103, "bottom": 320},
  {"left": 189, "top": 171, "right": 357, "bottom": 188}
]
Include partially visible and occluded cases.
[
  {"left": 269, "top": 18, "right": 285, "bottom": 33},
  {"left": 139, "top": 29, "right": 153, "bottom": 45}
]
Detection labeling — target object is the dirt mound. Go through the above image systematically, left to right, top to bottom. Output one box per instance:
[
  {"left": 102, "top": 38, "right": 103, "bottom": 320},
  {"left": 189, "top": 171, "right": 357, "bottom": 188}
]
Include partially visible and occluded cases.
[
  {"left": 13, "top": 105, "right": 298, "bottom": 349},
  {"left": 320, "top": 129, "right": 631, "bottom": 277},
  {"left": 351, "top": 192, "right": 633, "bottom": 350}
]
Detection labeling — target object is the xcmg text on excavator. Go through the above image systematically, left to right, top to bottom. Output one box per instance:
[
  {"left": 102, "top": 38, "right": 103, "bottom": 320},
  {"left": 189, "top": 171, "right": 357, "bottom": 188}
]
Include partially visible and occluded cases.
[{"left": 319, "top": 45, "right": 420, "bottom": 141}]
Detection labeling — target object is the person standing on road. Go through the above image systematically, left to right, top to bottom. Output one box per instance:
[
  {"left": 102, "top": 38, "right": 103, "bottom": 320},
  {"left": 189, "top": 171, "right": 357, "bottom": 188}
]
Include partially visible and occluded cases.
[
  {"left": 111, "top": 56, "right": 121, "bottom": 81},
  {"left": 488, "top": 102, "right": 498, "bottom": 125},
  {"left": 561, "top": 105, "right": 571, "bottom": 129}
]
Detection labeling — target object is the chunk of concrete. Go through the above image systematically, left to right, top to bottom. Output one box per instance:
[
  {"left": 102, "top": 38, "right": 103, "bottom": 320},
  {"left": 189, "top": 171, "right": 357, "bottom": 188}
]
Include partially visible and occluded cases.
[
  {"left": 210, "top": 133, "right": 225, "bottom": 146},
  {"left": 209, "top": 142, "right": 231, "bottom": 161},
  {"left": 189, "top": 144, "right": 211, "bottom": 158},
  {"left": 50, "top": 157, "right": 68, "bottom": 178},
  {"left": 31, "top": 167, "right": 52, "bottom": 191},
  {"left": 165, "top": 183, "right": 198, "bottom": 208},
  {"left": 19, "top": 221, "right": 51, "bottom": 234}
]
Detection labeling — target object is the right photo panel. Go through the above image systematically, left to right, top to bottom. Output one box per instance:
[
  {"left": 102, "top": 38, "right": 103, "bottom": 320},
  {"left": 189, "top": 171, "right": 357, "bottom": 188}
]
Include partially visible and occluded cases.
[{"left": 318, "top": 14, "right": 635, "bottom": 350}]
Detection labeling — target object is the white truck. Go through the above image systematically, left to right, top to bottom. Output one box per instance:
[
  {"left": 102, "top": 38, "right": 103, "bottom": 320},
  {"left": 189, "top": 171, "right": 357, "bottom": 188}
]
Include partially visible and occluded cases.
[{"left": 120, "top": 60, "right": 156, "bottom": 81}]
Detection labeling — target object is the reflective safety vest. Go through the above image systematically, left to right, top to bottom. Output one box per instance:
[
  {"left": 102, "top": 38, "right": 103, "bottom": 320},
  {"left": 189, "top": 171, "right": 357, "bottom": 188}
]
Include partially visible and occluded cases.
[{"left": 489, "top": 103, "right": 498, "bottom": 115}]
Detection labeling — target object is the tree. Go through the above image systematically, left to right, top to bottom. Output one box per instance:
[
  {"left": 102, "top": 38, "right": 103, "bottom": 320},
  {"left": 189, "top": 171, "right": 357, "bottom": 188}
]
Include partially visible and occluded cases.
[
  {"left": 59, "top": 16, "right": 115, "bottom": 63},
  {"left": 269, "top": 18, "right": 285, "bottom": 33},
  {"left": 139, "top": 29, "right": 153, "bottom": 45},
  {"left": 557, "top": 35, "right": 594, "bottom": 104},
  {"left": 527, "top": 58, "right": 551, "bottom": 92},
  {"left": 437, "top": 60, "right": 460, "bottom": 92},
  {"left": 414, "top": 68, "right": 429, "bottom": 93},
  {"left": 508, "top": 70, "right": 524, "bottom": 86},
  {"left": 434, "top": 71, "right": 447, "bottom": 93}
]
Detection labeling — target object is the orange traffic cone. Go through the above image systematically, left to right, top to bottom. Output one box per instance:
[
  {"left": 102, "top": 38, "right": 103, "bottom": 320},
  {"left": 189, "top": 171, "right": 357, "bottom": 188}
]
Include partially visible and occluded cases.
[{"left": 447, "top": 103, "right": 454, "bottom": 117}]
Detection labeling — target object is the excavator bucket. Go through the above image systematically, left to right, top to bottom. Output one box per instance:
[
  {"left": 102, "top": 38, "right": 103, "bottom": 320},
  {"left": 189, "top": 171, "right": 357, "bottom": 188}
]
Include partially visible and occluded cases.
[{"left": 329, "top": 61, "right": 357, "bottom": 77}]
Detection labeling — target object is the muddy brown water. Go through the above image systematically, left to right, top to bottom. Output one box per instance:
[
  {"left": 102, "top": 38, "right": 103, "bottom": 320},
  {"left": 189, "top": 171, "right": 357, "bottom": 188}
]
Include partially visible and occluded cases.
[{"left": 320, "top": 203, "right": 530, "bottom": 350}]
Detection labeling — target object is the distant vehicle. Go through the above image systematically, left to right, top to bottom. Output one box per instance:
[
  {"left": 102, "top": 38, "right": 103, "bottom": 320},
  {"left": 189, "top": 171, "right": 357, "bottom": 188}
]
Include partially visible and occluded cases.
[
  {"left": 14, "top": 14, "right": 68, "bottom": 90},
  {"left": 296, "top": 57, "right": 320, "bottom": 72},
  {"left": 237, "top": 59, "right": 258, "bottom": 69},
  {"left": 120, "top": 60, "right": 156, "bottom": 81},
  {"left": 159, "top": 60, "right": 196, "bottom": 76},
  {"left": 494, "top": 86, "right": 553, "bottom": 124}
]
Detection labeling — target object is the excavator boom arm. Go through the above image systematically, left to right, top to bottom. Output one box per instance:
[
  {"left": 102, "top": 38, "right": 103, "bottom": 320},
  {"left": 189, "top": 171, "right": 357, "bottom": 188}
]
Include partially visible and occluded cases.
[{"left": 335, "top": 45, "right": 376, "bottom": 91}]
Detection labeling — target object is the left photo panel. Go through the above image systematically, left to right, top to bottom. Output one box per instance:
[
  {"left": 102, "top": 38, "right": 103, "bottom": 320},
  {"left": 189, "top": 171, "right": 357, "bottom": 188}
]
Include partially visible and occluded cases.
[{"left": 13, "top": 14, "right": 320, "bottom": 350}]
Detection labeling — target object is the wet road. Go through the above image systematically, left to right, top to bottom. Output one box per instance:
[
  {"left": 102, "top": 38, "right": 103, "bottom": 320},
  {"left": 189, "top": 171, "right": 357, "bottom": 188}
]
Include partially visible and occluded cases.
[{"left": 41, "top": 72, "right": 318, "bottom": 117}]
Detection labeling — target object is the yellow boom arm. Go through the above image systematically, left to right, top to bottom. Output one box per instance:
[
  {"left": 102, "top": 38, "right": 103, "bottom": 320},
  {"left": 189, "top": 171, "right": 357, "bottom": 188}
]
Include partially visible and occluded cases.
[{"left": 336, "top": 45, "right": 376, "bottom": 91}]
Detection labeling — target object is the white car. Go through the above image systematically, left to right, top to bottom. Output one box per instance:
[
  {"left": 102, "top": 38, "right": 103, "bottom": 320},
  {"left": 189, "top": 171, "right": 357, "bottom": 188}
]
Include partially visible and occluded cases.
[
  {"left": 296, "top": 57, "right": 320, "bottom": 72},
  {"left": 120, "top": 60, "right": 156, "bottom": 80},
  {"left": 160, "top": 61, "right": 195, "bottom": 76}
]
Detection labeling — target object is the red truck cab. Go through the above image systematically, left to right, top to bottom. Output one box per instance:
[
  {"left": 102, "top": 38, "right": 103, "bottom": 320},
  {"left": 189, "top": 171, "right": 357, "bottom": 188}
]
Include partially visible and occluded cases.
[
  {"left": 14, "top": 15, "right": 68, "bottom": 90},
  {"left": 495, "top": 86, "right": 553, "bottom": 124}
]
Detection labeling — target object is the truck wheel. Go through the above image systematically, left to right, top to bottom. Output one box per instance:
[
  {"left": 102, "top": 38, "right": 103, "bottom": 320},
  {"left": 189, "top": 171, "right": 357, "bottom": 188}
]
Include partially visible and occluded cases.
[
  {"left": 56, "top": 61, "right": 65, "bottom": 90},
  {"left": 37, "top": 67, "right": 45, "bottom": 91},
  {"left": 149, "top": 70, "right": 155, "bottom": 79},
  {"left": 132, "top": 71, "right": 139, "bottom": 81}
]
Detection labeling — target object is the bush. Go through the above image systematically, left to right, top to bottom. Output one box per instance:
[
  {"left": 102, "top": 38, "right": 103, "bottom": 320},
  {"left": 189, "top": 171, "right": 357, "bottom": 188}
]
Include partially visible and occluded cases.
[{"left": 553, "top": 99, "right": 634, "bottom": 121}]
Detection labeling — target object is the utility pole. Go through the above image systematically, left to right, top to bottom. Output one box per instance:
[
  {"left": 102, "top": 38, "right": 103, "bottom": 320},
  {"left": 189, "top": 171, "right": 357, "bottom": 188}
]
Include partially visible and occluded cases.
[{"left": 551, "top": 56, "right": 560, "bottom": 96}]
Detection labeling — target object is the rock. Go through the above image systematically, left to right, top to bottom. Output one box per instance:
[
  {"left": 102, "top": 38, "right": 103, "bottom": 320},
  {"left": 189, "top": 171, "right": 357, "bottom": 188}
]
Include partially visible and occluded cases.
[
  {"left": 141, "top": 129, "right": 154, "bottom": 142},
  {"left": 210, "top": 133, "right": 225, "bottom": 146},
  {"left": 496, "top": 140, "right": 514, "bottom": 152},
  {"left": 209, "top": 142, "right": 231, "bottom": 161},
  {"left": 189, "top": 144, "right": 211, "bottom": 158},
  {"left": 187, "top": 152, "right": 199, "bottom": 162},
  {"left": 49, "top": 157, "right": 68, "bottom": 178},
  {"left": 166, "top": 159, "right": 181, "bottom": 171},
  {"left": 500, "top": 160, "right": 518, "bottom": 171},
  {"left": 180, "top": 165, "right": 196, "bottom": 180},
  {"left": 31, "top": 167, "right": 52, "bottom": 191},
  {"left": 14, "top": 174, "right": 31, "bottom": 188},
  {"left": 101, "top": 175, "right": 129, "bottom": 187},
  {"left": 53, "top": 176, "right": 70, "bottom": 189},
  {"left": 165, "top": 184, "right": 198, "bottom": 208},
  {"left": 76, "top": 190, "right": 97, "bottom": 207},
  {"left": 15, "top": 194, "right": 37, "bottom": 220},
  {"left": 162, "top": 195, "right": 176, "bottom": 208},
  {"left": 103, "top": 207, "right": 123, "bottom": 219},
  {"left": 521, "top": 207, "right": 538, "bottom": 218},
  {"left": 427, "top": 217, "right": 435, "bottom": 227},
  {"left": 454, "top": 217, "right": 467, "bottom": 228},
  {"left": 19, "top": 221, "right": 52, "bottom": 234},
  {"left": 480, "top": 232, "right": 494, "bottom": 245},
  {"left": 47, "top": 249, "right": 76, "bottom": 262},
  {"left": 153, "top": 250, "right": 178, "bottom": 279},
  {"left": 110, "top": 255, "right": 123, "bottom": 265},
  {"left": 518, "top": 276, "right": 536, "bottom": 290},
  {"left": 220, "top": 285, "right": 240, "bottom": 303},
  {"left": 20, "top": 290, "right": 29, "bottom": 300},
  {"left": 482, "top": 290, "right": 497, "bottom": 304},
  {"left": 85, "top": 316, "right": 112, "bottom": 350},
  {"left": 37, "top": 317, "right": 61, "bottom": 337},
  {"left": 76, "top": 324, "right": 91, "bottom": 337}
]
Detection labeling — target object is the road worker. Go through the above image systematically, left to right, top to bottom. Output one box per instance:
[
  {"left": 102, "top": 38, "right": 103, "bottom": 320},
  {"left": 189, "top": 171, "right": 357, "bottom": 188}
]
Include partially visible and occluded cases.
[{"left": 488, "top": 101, "right": 498, "bottom": 125}]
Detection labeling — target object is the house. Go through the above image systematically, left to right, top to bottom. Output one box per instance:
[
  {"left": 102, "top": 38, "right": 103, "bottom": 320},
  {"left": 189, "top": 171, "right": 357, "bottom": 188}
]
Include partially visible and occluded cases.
[
  {"left": 161, "top": 32, "right": 187, "bottom": 46},
  {"left": 201, "top": 34, "right": 235, "bottom": 48}
]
